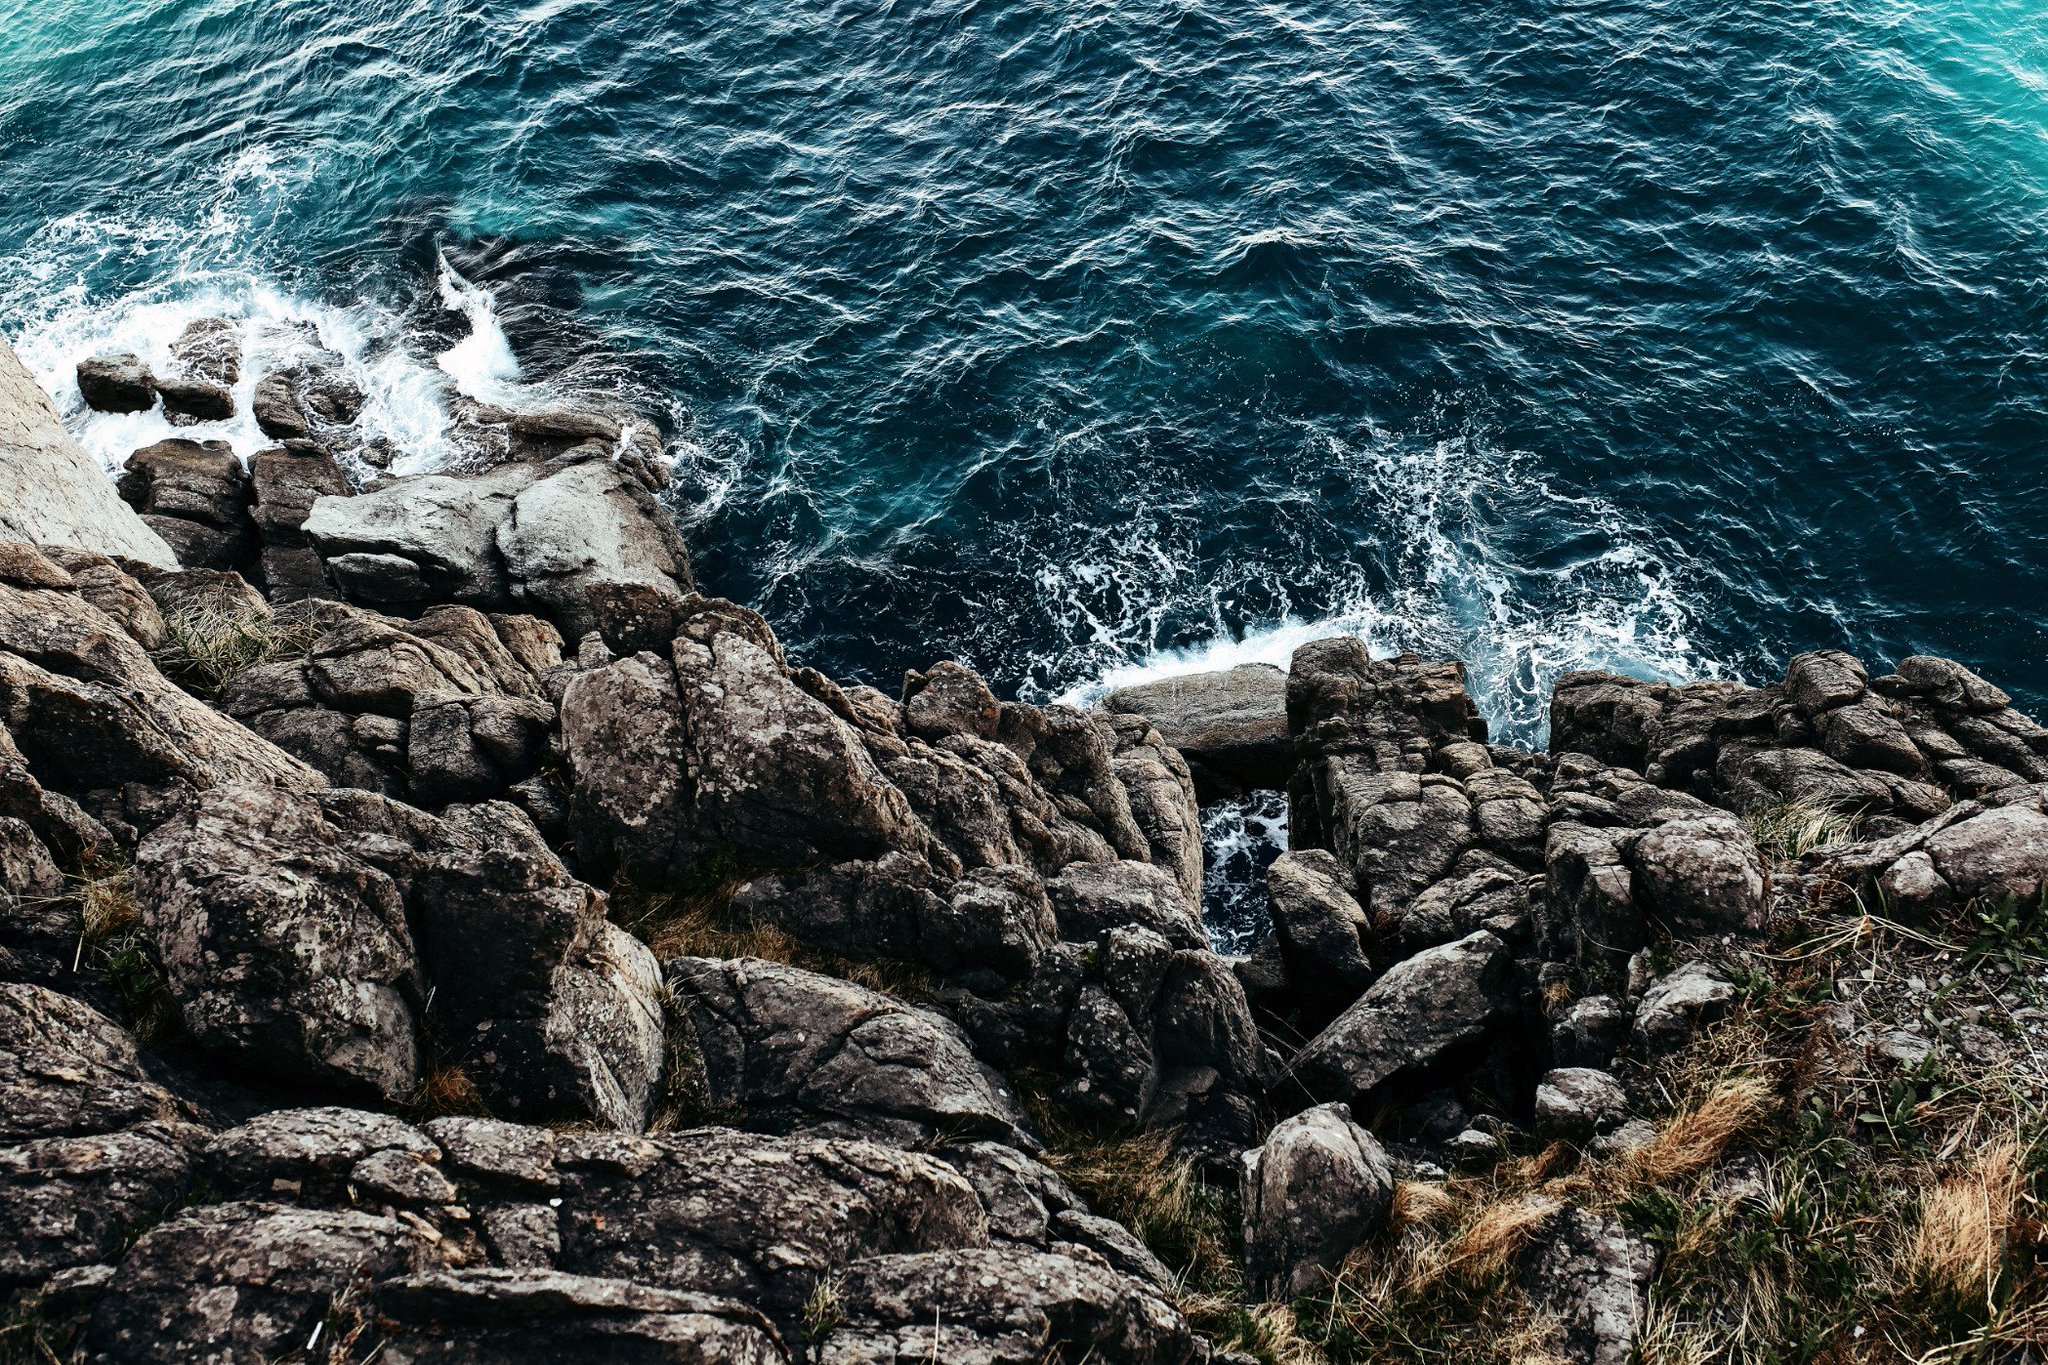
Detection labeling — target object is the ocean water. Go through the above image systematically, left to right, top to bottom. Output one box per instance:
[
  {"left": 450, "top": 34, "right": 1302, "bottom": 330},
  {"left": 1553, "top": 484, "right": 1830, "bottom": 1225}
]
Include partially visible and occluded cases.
[{"left": 4, "top": 0, "right": 2046, "bottom": 940}]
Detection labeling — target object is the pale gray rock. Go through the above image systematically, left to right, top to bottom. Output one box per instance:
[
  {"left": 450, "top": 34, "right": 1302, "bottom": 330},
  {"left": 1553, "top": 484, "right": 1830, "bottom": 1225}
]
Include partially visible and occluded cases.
[
  {"left": 0, "top": 340, "right": 175, "bottom": 564},
  {"left": 498, "top": 458, "right": 693, "bottom": 644},
  {"left": 304, "top": 463, "right": 539, "bottom": 608},
  {"left": 1103, "top": 662, "right": 1291, "bottom": 797},
  {"left": 1628, "top": 815, "right": 1767, "bottom": 936},
  {"left": 1265, "top": 850, "right": 1375, "bottom": 1024},
  {"left": 1287, "top": 930, "right": 1512, "bottom": 1107},
  {"left": 666, "top": 956, "right": 1030, "bottom": 1146},
  {"left": 1632, "top": 960, "right": 1737, "bottom": 1055},
  {"left": 0, "top": 985, "right": 192, "bottom": 1143},
  {"left": 1533, "top": 1067, "right": 1630, "bottom": 1141},
  {"left": 1240, "top": 1102, "right": 1393, "bottom": 1300},
  {"left": 0, "top": 1121, "right": 205, "bottom": 1286},
  {"left": 81, "top": 1201, "right": 437, "bottom": 1364},
  {"left": 1520, "top": 1208, "right": 1657, "bottom": 1365},
  {"left": 815, "top": 1247, "right": 1201, "bottom": 1365},
  {"left": 374, "top": 1269, "right": 789, "bottom": 1364}
]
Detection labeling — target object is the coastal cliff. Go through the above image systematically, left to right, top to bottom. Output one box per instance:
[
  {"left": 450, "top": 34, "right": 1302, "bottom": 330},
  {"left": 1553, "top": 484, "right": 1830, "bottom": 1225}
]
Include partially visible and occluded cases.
[{"left": 1, "top": 338, "right": 2043, "bottom": 1363}]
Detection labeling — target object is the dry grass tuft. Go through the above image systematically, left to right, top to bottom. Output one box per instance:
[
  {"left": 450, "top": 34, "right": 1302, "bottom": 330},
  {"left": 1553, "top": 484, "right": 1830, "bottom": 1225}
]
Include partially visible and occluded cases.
[
  {"left": 153, "top": 598, "right": 316, "bottom": 697},
  {"left": 1745, "top": 799, "right": 1859, "bottom": 861},
  {"left": 74, "top": 861, "right": 138, "bottom": 945},
  {"left": 621, "top": 888, "right": 800, "bottom": 964},
  {"left": 411, "top": 1064, "right": 489, "bottom": 1119},
  {"left": 1625, "top": 1074, "right": 1776, "bottom": 1186},
  {"left": 1032, "top": 1115, "right": 1235, "bottom": 1290},
  {"left": 1909, "top": 1136, "right": 2029, "bottom": 1304},
  {"left": 1391, "top": 1179, "right": 1459, "bottom": 1234},
  {"left": 1442, "top": 1194, "right": 1564, "bottom": 1285}
]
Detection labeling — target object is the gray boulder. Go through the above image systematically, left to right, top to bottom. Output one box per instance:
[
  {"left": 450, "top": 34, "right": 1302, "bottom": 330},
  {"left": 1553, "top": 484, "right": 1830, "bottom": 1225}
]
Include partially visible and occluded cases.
[
  {"left": 75, "top": 353, "right": 156, "bottom": 413},
  {"left": 118, "top": 438, "right": 255, "bottom": 571},
  {"left": 498, "top": 458, "right": 693, "bottom": 644},
  {"left": 305, "top": 463, "right": 539, "bottom": 608},
  {"left": 1103, "top": 662, "right": 1291, "bottom": 798},
  {"left": 136, "top": 784, "right": 427, "bottom": 1102},
  {"left": 1628, "top": 815, "right": 1766, "bottom": 935},
  {"left": 1264, "top": 850, "right": 1375, "bottom": 1026},
  {"left": 1287, "top": 930, "right": 1513, "bottom": 1107},
  {"left": 666, "top": 956, "right": 1030, "bottom": 1145},
  {"left": 1632, "top": 960, "right": 1737, "bottom": 1055},
  {"left": 0, "top": 985, "right": 193, "bottom": 1143},
  {"left": 1549, "top": 995, "right": 1627, "bottom": 1069},
  {"left": 1533, "top": 1067, "right": 1630, "bottom": 1141},
  {"left": 1240, "top": 1102, "right": 1393, "bottom": 1301},
  {"left": 0, "top": 1122, "right": 206, "bottom": 1286},
  {"left": 81, "top": 1201, "right": 437, "bottom": 1364},
  {"left": 1519, "top": 1208, "right": 1657, "bottom": 1365},
  {"left": 815, "top": 1248, "right": 1201, "bottom": 1365},
  {"left": 374, "top": 1269, "right": 789, "bottom": 1364}
]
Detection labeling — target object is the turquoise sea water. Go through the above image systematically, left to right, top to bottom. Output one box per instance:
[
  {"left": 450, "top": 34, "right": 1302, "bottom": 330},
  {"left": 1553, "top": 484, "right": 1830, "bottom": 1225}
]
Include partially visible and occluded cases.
[{"left": 3, "top": 0, "right": 2046, "bottom": 749}]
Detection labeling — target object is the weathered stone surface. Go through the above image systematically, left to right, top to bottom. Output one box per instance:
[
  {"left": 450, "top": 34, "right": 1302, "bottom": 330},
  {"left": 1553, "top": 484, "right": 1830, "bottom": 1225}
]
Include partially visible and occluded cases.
[
  {"left": 169, "top": 317, "right": 241, "bottom": 388},
  {"left": 0, "top": 341, "right": 175, "bottom": 564},
  {"left": 76, "top": 353, "right": 157, "bottom": 412},
  {"left": 154, "top": 374, "right": 234, "bottom": 422},
  {"left": 119, "top": 438, "right": 254, "bottom": 571},
  {"left": 498, "top": 458, "right": 693, "bottom": 645},
  {"left": 305, "top": 464, "right": 539, "bottom": 608},
  {"left": 37, "top": 547, "right": 166, "bottom": 649},
  {"left": 0, "top": 556, "right": 318, "bottom": 805},
  {"left": 1103, "top": 663, "right": 1291, "bottom": 797},
  {"left": 136, "top": 784, "right": 426, "bottom": 1102},
  {"left": 413, "top": 802, "right": 667, "bottom": 1130},
  {"left": 1628, "top": 815, "right": 1767, "bottom": 936},
  {"left": 1265, "top": 849, "right": 1375, "bottom": 1025},
  {"left": 1046, "top": 859, "right": 1205, "bottom": 950},
  {"left": 1287, "top": 930, "right": 1512, "bottom": 1107},
  {"left": 667, "top": 956, "right": 1029, "bottom": 1146},
  {"left": 1632, "top": 960, "right": 1736, "bottom": 1055},
  {"left": 0, "top": 985, "right": 192, "bottom": 1143},
  {"left": 1550, "top": 995, "right": 1627, "bottom": 1069},
  {"left": 1533, "top": 1067, "right": 1629, "bottom": 1141},
  {"left": 1240, "top": 1102, "right": 1393, "bottom": 1301},
  {"left": 204, "top": 1107, "right": 438, "bottom": 1201},
  {"left": 0, "top": 1121, "right": 205, "bottom": 1286},
  {"left": 552, "top": 1130, "right": 990, "bottom": 1321},
  {"left": 81, "top": 1201, "right": 436, "bottom": 1364},
  {"left": 1520, "top": 1208, "right": 1658, "bottom": 1365},
  {"left": 816, "top": 1248, "right": 1201, "bottom": 1365},
  {"left": 375, "top": 1269, "right": 790, "bottom": 1364}
]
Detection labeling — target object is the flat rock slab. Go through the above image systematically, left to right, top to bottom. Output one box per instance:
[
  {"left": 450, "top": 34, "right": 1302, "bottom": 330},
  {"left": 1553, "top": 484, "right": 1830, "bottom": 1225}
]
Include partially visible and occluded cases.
[{"left": 1104, "top": 663, "right": 1289, "bottom": 797}]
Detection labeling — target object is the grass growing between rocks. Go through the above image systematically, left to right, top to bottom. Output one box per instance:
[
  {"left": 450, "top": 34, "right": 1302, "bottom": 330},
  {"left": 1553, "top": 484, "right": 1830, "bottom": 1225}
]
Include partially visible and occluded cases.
[
  {"left": 152, "top": 596, "right": 317, "bottom": 698},
  {"left": 1745, "top": 800, "right": 1861, "bottom": 862},
  {"left": 609, "top": 864, "right": 940, "bottom": 1003},
  {"left": 1277, "top": 899, "right": 2048, "bottom": 1364}
]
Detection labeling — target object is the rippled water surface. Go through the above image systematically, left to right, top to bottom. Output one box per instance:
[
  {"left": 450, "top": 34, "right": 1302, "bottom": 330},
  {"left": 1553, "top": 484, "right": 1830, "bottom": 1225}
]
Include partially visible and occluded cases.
[{"left": 4, "top": 0, "right": 2047, "bottom": 746}]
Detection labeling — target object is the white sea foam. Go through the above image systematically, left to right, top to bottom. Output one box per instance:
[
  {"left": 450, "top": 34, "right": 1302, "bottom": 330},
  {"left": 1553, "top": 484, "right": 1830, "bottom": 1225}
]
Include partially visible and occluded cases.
[
  {"left": 0, "top": 148, "right": 546, "bottom": 479},
  {"left": 1049, "top": 427, "right": 1731, "bottom": 748}
]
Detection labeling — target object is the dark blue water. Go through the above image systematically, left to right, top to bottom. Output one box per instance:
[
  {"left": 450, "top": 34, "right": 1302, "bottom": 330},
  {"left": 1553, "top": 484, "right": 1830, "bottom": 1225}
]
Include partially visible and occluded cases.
[{"left": 4, "top": 0, "right": 2046, "bottom": 743}]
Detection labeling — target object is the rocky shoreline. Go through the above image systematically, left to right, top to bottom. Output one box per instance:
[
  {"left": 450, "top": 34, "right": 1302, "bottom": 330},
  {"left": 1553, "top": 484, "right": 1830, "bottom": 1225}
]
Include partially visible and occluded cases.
[{"left": 2, "top": 327, "right": 2045, "bottom": 1362}]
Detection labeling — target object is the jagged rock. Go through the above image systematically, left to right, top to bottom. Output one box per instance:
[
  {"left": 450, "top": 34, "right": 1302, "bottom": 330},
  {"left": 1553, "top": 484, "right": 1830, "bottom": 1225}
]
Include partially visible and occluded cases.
[
  {"left": 169, "top": 317, "right": 240, "bottom": 388},
  {"left": 1, "top": 341, "right": 175, "bottom": 564},
  {"left": 75, "top": 353, "right": 156, "bottom": 413},
  {"left": 252, "top": 372, "right": 310, "bottom": 440},
  {"left": 154, "top": 374, "right": 234, "bottom": 422},
  {"left": 118, "top": 438, "right": 255, "bottom": 570},
  {"left": 251, "top": 444, "right": 349, "bottom": 548},
  {"left": 497, "top": 458, "right": 693, "bottom": 644},
  {"left": 306, "top": 463, "right": 539, "bottom": 607},
  {"left": 37, "top": 547, "right": 166, "bottom": 648},
  {"left": 675, "top": 618, "right": 934, "bottom": 868},
  {"left": 557, "top": 648, "right": 692, "bottom": 886},
  {"left": 903, "top": 660, "right": 1002, "bottom": 742},
  {"left": 1102, "top": 662, "right": 1291, "bottom": 798},
  {"left": 1108, "top": 717, "right": 1205, "bottom": 911},
  {"left": 135, "top": 784, "right": 427, "bottom": 1102},
  {"left": 412, "top": 802, "right": 667, "bottom": 1131},
  {"left": 1628, "top": 815, "right": 1767, "bottom": 935},
  {"left": 1541, "top": 822, "right": 1642, "bottom": 968},
  {"left": 1264, "top": 850, "right": 1375, "bottom": 1025},
  {"left": 1046, "top": 859, "right": 1205, "bottom": 950},
  {"left": 1286, "top": 930, "right": 1513, "bottom": 1107},
  {"left": 667, "top": 956, "right": 1030, "bottom": 1145},
  {"left": 1632, "top": 960, "right": 1736, "bottom": 1055},
  {"left": 0, "top": 985, "right": 193, "bottom": 1142},
  {"left": 1550, "top": 995, "right": 1627, "bottom": 1069},
  {"left": 1533, "top": 1067, "right": 1629, "bottom": 1141},
  {"left": 1240, "top": 1102, "right": 1393, "bottom": 1301},
  {"left": 204, "top": 1107, "right": 440, "bottom": 1201},
  {"left": 0, "top": 1121, "right": 206, "bottom": 1286},
  {"left": 1444, "top": 1127, "right": 1503, "bottom": 1169},
  {"left": 551, "top": 1130, "right": 990, "bottom": 1320},
  {"left": 81, "top": 1201, "right": 438, "bottom": 1364},
  {"left": 1520, "top": 1208, "right": 1657, "bottom": 1365},
  {"left": 815, "top": 1248, "right": 1202, "bottom": 1365},
  {"left": 375, "top": 1269, "right": 790, "bottom": 1364}
]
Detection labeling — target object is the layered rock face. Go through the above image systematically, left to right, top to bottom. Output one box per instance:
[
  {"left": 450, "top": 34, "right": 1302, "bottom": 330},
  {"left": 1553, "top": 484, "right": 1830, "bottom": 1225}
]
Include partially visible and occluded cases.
[{"left": 8, "top": 344, "right": 2048, "bottom": 1361}]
